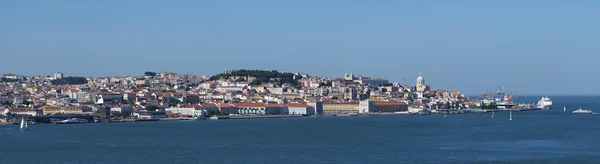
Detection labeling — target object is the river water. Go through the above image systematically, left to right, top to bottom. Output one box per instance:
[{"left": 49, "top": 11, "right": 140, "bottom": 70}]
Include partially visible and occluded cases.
[{"left": 1, "top": 96, "right": 599, "bottom": 164}]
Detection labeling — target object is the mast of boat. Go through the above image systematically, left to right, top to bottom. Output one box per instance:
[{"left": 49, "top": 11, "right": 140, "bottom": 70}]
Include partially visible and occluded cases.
[
  {"left": 509, "top": 110, "right": 512, "bottom": 121},
  {"left": 20, "top": 117, "right": 28, "bottom": 130}
]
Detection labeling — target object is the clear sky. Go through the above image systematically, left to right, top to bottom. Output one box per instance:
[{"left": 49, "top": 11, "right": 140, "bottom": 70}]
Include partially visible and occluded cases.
[{"left": 1, "top": 0, "right": 599, "bottom": 95}]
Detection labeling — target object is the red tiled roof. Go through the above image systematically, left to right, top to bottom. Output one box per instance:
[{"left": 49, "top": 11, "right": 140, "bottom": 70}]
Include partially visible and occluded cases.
[
  {"left": 323, "top": 102, "right": 359, "bottom": 105},
  {"left": 233, "top": 103, "right": 266, "bottom": 107},
  {"left": 265, "top": 104, "right": 285, "bottom": 107}
]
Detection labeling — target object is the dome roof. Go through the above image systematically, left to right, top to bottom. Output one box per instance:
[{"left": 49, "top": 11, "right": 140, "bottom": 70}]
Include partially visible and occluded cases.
[{"left": 417, "top": 73, "right": 424, "bottom": 81}]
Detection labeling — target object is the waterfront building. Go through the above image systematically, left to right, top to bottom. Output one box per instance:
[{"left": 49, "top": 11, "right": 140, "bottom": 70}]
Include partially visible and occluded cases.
[
  {"left": 358, "top": 100, "right": 375, "bottom": 113},
  {"left": 307, "top": 101, "right": 324, "bottom": 115},
  {"left": 373, "top": 101, "right": 408, "bottom": 112},
  {"left": 322, "top": 102, "right": 360, "bottom": 115},
  {"left": 216, "top": 103, "right": 237, "bottom": 114},
  {"left": 233, "top": 103, "right": 289, "bottom": 115},
  {"left": 234, "top": 103, "right": 267, "bottom": 115},
  {"left": 287, "top": 103, "right": 315, "bottom": 115},
  {"left": 265, "top": 104, "right": 288, "bottom": 115},
  {"left": 408, "top": 104, "right": 427, "bottom": 113},
  {"left": 39, "top": 105, "right": 92, "bottom": 115},
  {"left": 40, "top": 106, "right": 62, "bottom": 115},
  {"left": 8, "top": 107, "right": 43, "bottom": 116},
  {"left": 110, "top": 107, "right": 134, "bottom": 116},
  {"left": 165, "top": 107, "right": 196, "bottom": 116},
  {"left": 133, "top": 111, "right": 167, "bottom": 119}
]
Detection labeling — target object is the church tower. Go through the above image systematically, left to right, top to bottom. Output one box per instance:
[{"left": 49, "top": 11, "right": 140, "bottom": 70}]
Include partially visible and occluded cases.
[
  {"left": 344, "top": 72, "right": 355, "bottom": 81},
  {"left": 416, "top": 73, "right": 426, "bottom": 92}
]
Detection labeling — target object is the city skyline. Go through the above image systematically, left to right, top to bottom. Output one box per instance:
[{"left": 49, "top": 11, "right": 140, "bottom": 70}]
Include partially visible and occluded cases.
[{"left": 2, "top": 1, "right": 599, "bottom": 95}]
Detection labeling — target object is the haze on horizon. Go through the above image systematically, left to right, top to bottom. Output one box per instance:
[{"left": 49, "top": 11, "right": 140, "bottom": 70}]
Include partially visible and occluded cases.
[{"left": 1, "top": 0, "right": 599, "bottom": 95}]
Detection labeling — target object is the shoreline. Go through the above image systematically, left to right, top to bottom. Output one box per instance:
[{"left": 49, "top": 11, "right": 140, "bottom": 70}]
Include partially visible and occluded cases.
[{"left": 1, "top": 109, "right": 549, "bottom": 125}]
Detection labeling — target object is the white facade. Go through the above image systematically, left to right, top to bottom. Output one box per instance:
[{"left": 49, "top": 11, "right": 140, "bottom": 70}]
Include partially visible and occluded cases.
[
  {"left": 54, "top": 72, "right": 64, "bottom": 79},
  {"left": 3, "top": 74, "right": 17, "bottom": 79},
  {"left": 215, "top": 86, "right": 243, "bottom": 93},
  {"left": 267, "top": 87, "right": 284, "bottom": 95},
  {"left": 73, "top": 92, "right": 93, "bottom": 103},
  {"left": 359, "top": 100, "right": 374, "bottom": 113},
  {"left": 288, "top": 106, "right": 315, "bottom": 115},
  {"left": 110, "top": 107, "right": 134, "bottom": 115},
  {"left": 165, "top": 107, "right": 196, "bottom": 116},
  {"left": 13, "top": 110, "right": 43, "bottom": 116}
]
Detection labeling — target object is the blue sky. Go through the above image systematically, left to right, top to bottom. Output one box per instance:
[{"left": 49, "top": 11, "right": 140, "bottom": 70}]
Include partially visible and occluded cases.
[{"left": 1, "top": 0, "right": 599, "bottom": 95}]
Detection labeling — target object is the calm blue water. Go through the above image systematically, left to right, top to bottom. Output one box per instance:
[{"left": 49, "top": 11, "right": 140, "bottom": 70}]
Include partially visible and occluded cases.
[{"left": 1, "top": 96, "right": 600, "bottom": 164}]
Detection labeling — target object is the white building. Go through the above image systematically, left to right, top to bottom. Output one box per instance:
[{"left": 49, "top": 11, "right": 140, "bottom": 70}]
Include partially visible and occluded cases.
[
  {"left": 54, "top": 72, "right": 64, "bottom": 79},
  {"left": 3, "top": 73, "right": 17, "bottom": 80},
  {"left": 215, "top": 86, "right": 243, "bottom": 93},
  {"left": 267, "top": 87, "right": 284, "bottom": 95},
  {"left": 359, "top": 100, "right": 374, "bottom": 113},
  {"left": 287, "top": 104, "right": 315, "bottom": 115},
  {"left": 110, "top": 107, "right": 134, "bottom": 115},
  {"left": 165, "top": 107, "right": 197, "bottom": 116}
]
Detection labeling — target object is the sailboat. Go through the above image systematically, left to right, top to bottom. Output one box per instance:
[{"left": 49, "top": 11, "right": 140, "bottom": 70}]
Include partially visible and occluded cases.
[
  {"left": 564, "top": 106, "right": 566, "bottom": 112},
  {"left": 491, "top": 109, "right": 495, "bottom": 118},
  {"left": 509, "top": 110, "right": 512, "bottom": 121},
  {"left": 20, "top": 117, "right": 28, "bottom": 130}
]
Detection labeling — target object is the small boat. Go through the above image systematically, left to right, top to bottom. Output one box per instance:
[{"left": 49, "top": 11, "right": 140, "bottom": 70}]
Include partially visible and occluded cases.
[
  {"left": 564, "top": 106, "right": 566, "bottom": 112},
  {"left": 572, "top": 108, "right": 592, "bottom": 114},
  {"left": 509, "top": 110, "right": 512, "bottom": 121},
  {"left": 20, "top": 117, "right": 28, "bottom": 130}
]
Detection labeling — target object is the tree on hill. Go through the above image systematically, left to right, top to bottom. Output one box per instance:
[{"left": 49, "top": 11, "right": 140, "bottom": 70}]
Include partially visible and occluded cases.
[
  {"left": 209, "top": 69, "right": 300, "bottom": 88},
  {"left": 144, "top": 71, "right": 157, "bottom": 77},
  {"left": 51, "top": 77, "right": 88, "bottom": 85},
  {"left": 235, "top": 77, "right": 246, "bottom": 82},
  {"left": 0, "top": 78, "right": 19, "bottom": 82},
  {"left": 319, "top": 82, "right": 327, "bottom": 87},
  {"left": 22, "top": 98, "right": 32, "bottom": 106},
  {"left": 168, "top": 99, "right": 181, "bottom": 107},
  {"left": 2, "top": 101, "right": 12, "bottom": 106},
  {"left": 487, "top": 102, "right": 497, "bottom": 109},
  {"left": 145, "top": 105, "right": 159, "bottom": 111}
]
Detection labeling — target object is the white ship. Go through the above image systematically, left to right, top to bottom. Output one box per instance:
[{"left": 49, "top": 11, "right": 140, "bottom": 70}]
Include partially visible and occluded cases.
[
  {"left": 537, "top": 97, "right": 552, "bottom": 110},
  {"left": 572, "top": 108, "right": 592, "bottom": 114},
  {"left": 55, "top": 118, "right": 84, "bottom": 124}
]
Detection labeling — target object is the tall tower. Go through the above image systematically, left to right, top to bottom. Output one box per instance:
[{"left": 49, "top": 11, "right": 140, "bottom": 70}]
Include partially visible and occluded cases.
[
  {"left": 54, "top": 72, "right": 64, "bottom": 79},
  {"left": 344, "top": 72, "right": 355, "bottom": 81},
  {"left": 416, "top": 73, "right": 425, "bottom": 92}
]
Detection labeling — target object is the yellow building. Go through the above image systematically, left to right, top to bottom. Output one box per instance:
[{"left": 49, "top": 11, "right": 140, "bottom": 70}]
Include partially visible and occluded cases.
[{"left": 322, "top": 102, "right": 360, "bottom": 115}]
